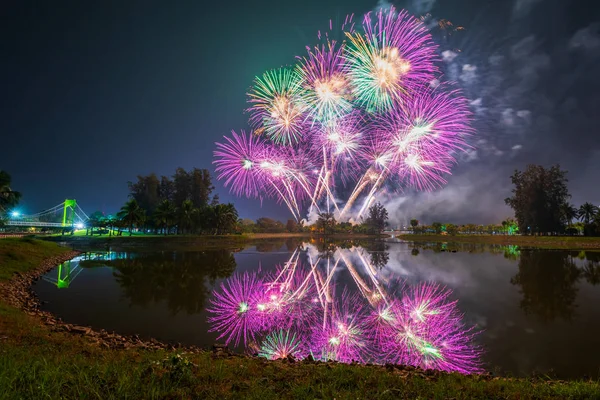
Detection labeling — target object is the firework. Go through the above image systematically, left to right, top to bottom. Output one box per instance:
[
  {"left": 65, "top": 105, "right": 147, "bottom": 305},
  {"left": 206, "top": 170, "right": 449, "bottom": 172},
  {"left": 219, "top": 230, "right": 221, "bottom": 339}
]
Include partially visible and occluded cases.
[
  {"left": 214, "top": 6, "right": 473, "bottom": 223},
  {"left": 344, "top": 7, "right": 437, "bottom": 113},
  {"left": 297, "top": 42, "right": 353, "bottom": 124},
  {"left": 247, "top": 68, "right": 307, "bottom": 145},
  {"left": 213, "top": 130, "right": 269, "bottom": 198},
  {"left": 207, "top": 245, "right": 483, "bottom": 374},
  {"left": 207, "top": 271, "right": 266, "bottom": 346},
  {"left": 258, "top": 330, "right": 306, "bottom": 360}
]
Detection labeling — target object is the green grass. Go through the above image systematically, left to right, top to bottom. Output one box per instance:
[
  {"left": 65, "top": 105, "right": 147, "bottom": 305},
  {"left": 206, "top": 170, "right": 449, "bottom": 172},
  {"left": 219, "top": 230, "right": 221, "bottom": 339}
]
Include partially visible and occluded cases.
[
  {"left": 398, "top": 234, "right": 600, "bottom": 249},
  {"left": 0, "top": 237, "right": 74, "bottom": 281},
  {"left": 1, "top": 238, "right": 600, "bottom": 398},
  {"left": 1, "top": 301, "right": 599, "bottom": 399}
]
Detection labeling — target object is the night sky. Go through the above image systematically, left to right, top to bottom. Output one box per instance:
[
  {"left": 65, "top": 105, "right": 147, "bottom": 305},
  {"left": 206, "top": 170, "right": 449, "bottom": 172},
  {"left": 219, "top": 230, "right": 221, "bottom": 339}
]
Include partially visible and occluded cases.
[{"left": 2, "top": 0, "right": 599, "bottom": 224}]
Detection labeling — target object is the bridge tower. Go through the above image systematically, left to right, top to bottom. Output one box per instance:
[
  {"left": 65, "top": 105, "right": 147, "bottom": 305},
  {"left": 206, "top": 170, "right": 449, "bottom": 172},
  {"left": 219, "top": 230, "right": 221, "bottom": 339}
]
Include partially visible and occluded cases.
[{"left": 62, "top": 199, "right": 77, "bottom": 227}]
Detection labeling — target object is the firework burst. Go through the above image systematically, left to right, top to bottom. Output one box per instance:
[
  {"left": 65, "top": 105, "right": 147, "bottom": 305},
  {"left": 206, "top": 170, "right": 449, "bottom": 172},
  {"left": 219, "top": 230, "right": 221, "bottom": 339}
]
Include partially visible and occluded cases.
[
  {"left": 214, "top": 6, "right": 473, "bottom": 222},
  {"left": 344, "top": 7, "right": 437, "bottom": 113},
  {"left": 298, "top": 42, "right": 354, "bottom": 124},
  {"left": 248, "top": 68, "right": 307, "bottom": 145},
  {"left": 213, "top": 130, "right": 268, "bottom": 198},
  {"left": 207, "top": 271, "right": 266, "bottom": 346},
  {"left": 258, "top": 330, "right": 306, "bottom": 360}
]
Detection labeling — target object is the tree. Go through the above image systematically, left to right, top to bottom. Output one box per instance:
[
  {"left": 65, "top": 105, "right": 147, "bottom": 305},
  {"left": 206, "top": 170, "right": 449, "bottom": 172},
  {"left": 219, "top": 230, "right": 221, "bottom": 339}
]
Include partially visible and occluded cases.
[
  {"left": 505, "top": 165, "right": 571, "bottom": 235},
  {"left": 190, "top": 168, "right": 214, "bottom": 208},
  {"left": 0, "top": 171, "right": 21, "bottom": 223},
  {"left": 128, "top": 174, "right": 161, "bottom": 215},
  {"left": 117, "top": 199, "right": 146, "bottom": 236},
  {"left": 177, "top": 199, "right": 196, "bottom": 234},
  {"left": 153, "top": 200, "right": 177, "bottom": 235},
  {"left": 365, "top": 202, "right": 389, "bottom": 234},
  {"left": 578, "top": 202, "right": 598, "bottom": 225},
  {"left": 211, "top": 203, "right": 239, "bottom": 235},
  {"left": 561, "top": 203, "right": 579, "bottom": 230},
  {"left": 87, "top": 211, "right": 104, "bottom": 236},
  {"left": 316, "top": 212, "right": 336, "bottom": 234},
  {"left": 256, "top": 217, "right": 285, "bottom": 233},
  {"left": 286, "top": 219, "right": 299, "bottom": 233},
  {"left": 410, "top": 219, "right": 419, "bottom": 232},
  {"left": 431, "top": 222, "right": 443, "bottom": 234},
  {"left": 446, "top": 223, "right": 458, "bottom": 235}
]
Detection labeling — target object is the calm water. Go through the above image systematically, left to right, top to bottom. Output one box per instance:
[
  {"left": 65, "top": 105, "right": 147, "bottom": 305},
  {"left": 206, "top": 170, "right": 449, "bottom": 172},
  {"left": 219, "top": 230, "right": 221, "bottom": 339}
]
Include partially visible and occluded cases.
[{"left": 33, "top": 239, "right": 600, "bottom": 378}]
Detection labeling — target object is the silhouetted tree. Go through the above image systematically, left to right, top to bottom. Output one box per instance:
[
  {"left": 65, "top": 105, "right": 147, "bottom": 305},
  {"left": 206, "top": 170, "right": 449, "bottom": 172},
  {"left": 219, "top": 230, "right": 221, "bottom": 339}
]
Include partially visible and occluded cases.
[
  {"left": 505, "top": 165, "right": 571, "bottom": 235},
  {"left": 0, "top": 170, "right": 21, "bottom": 223},
  {"left": 117, "top": 199, "right": 146, "bottom": 236},
  {"left": 153, "top": 200, "right": 177, "bottom": 235},
  {"left": 365, "top": 202, "right": 388, "bottom": 233},
  {"left": 578, "top": 202, "right": 598, "bottom": 225},
  {"left": 317, "top": 212, "right": 336, "bottom": 234}
]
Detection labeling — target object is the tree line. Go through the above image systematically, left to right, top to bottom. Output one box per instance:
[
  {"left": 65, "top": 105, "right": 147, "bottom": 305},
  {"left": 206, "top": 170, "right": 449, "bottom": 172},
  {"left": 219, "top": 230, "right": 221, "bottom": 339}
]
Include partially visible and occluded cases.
[{"left": 84, "top": 168, "right": 238, "bottom": 236}]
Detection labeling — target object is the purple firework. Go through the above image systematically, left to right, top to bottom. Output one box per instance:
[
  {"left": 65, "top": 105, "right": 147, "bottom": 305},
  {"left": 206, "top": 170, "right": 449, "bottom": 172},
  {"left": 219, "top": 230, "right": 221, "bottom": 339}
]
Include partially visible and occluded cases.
[
  {"left": 297, "top": 41, "right": 354, "bottom": 124},
  {"left": 375, "top": 85, "right": 472, "bottom": 191},
  {"left": 213, "top": 130, "right": 268, "bottom": 198},
  {"left": 207, "top": 271, "right": 267, "bottom": 346},
  {"left": 379, "top": 282, "right": 483, "bottom": 374},
  {"left": 310, "top": 292, "right": 371, "bottom": 363}
]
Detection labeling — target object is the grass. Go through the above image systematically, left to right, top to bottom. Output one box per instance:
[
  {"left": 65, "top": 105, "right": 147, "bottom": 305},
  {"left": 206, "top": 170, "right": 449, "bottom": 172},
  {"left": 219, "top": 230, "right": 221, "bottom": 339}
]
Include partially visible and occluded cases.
[
  {"left": 397, "top": 234, "right": 600, "bottom": 249},
  {"left": 0, "top": 237, "right": 75, "bottom": 281},
  {"left": 1, "top": 238, "right": 600, "bottom": 398}
]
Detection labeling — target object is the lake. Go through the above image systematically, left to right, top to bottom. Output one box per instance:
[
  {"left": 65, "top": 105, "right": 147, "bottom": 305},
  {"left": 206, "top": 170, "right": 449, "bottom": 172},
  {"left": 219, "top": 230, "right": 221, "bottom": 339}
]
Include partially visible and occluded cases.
[{"left": 32, "top": 239, "right": 600, "bottom": 378}]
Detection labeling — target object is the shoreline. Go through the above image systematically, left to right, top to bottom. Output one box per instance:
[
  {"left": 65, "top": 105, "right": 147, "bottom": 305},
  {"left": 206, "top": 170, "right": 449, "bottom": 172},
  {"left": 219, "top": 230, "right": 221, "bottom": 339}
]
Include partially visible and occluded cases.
[
  {"left": 395, "top": 234, "right": 600, "bottom": 249},
  {"left": 1, "top": 238, "right": 599, "bottom": 398}
]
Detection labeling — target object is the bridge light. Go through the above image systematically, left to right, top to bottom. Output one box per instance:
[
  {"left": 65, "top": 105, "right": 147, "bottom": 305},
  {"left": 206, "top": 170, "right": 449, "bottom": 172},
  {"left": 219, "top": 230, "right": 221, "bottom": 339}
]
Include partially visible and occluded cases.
[{"left": 75, "top": 223, "right": 84, "bottom": 230}]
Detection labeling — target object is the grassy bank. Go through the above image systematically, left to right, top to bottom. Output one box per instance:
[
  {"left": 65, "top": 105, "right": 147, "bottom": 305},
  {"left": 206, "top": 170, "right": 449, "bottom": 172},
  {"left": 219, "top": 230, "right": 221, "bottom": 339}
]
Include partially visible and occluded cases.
[
  {"left": 397, "top": 234, "right": 600, "bottom": 249},
  {"left": 0, "top": 237, "right": 74, "bottom": 281},
  {"left": 1, "top": 238, "right": 600, "bottom": 398}
]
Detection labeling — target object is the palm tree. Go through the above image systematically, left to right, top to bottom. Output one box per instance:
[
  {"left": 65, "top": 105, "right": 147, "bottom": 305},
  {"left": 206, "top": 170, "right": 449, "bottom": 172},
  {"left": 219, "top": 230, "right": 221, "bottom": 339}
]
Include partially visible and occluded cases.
[
  {"left": 0, "top": 170, "right": 21, "bottom": 217},
  {"left": 117, "top": 199, "right": 146, "bottom": 236},
  {"left": 154, "top": 200, "right": 176, "bottom": 235},
  {"left": 177, "top": 200, "right": 196, "bottom": 234},
  {"left": 578, "top": 202, "right": 599, "bottom": 225},
  {"left": 212, "top": 203, "right": 239, "bottom": 235},
  {"left": 561, "top": 203, "right": 579, "bottom": 230}
]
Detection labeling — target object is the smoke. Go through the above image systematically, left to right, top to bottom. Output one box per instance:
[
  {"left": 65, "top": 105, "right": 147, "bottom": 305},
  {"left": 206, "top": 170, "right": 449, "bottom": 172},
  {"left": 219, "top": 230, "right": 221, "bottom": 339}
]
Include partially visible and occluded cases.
[{"left": 382, "top": 167, "right": 513, "bottom": 226}]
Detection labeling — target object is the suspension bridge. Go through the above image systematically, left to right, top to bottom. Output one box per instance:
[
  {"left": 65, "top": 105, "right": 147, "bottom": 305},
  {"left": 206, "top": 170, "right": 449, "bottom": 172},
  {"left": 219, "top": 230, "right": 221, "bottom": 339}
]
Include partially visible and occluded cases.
[{"left": 5, "top": 199, "right": 89, "bottom": 228}]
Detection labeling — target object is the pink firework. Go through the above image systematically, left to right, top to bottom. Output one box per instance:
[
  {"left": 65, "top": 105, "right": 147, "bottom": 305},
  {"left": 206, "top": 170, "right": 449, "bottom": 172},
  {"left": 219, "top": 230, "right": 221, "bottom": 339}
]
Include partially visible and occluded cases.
[
  {"left": 297, "top": 41, "right": 354, "bottom": 124},
  {"left": 375, "top": 85, "right": 472, "bottom": 191},
  {"left": 213, "top": 130, "right": 268, "bottom": 198},
  {"left": 207, "top": 271, "right": 267, "bottom": 346},
  {"left": 379, "top": 282, "right": 483, "bottom": 374},
  {"left": 310, "top": 292, "right": 371, "bottom": 363}
]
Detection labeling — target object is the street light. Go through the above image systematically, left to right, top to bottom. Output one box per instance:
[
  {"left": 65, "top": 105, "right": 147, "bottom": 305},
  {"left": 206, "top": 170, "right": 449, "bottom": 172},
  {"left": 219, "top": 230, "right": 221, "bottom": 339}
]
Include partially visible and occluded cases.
[{"left": 11, "top": 211, "right": 20, "bottom": 218}]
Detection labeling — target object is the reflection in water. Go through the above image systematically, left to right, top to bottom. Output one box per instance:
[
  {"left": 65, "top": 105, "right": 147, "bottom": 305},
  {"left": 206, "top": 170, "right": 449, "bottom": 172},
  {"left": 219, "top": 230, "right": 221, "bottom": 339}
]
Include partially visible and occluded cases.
[
  {"left": 207, "top": 244, "right": 482, "bottom": 374},
  {"left": 77, "top": 251, "right": 237, "bottom": 315},
  {"left": 511, "top": 251, "right": 581, "bottom": 322},
  {"left": 42, "top": 260, "right": 82, "bottom": 289}
]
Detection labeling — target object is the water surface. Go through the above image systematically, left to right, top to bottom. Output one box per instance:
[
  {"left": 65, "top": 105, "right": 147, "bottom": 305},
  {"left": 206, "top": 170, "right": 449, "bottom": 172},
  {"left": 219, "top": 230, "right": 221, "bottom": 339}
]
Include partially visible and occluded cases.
[{"left": 33, "top": 239, "right": 600, "bottom": 378}]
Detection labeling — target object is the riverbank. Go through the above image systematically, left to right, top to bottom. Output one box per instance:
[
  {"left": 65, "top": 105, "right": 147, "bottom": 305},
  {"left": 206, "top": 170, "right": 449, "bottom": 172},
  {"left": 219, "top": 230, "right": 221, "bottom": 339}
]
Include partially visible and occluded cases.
[
  {"left": 39, "top": 232, "right": 388, "bottom": 251},
  {"left": 397, "top": 234, "right": 600, "bottom": 249},
  {"left": 1, "top": 238, "right": 599, "bottom": 398}
]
